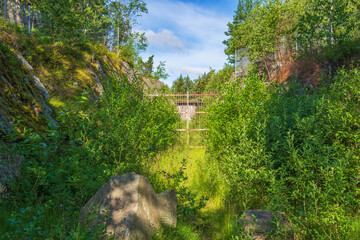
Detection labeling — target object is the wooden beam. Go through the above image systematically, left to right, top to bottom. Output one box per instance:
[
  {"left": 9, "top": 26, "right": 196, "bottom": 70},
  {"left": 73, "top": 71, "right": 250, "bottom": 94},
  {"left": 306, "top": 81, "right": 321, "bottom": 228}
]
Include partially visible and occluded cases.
[
  {"left": 148, "top": 94, "right": 217, "bottom": 97},
  {"left": 177, "top": 112, "right": 208, "bottom": 114},
  {"left": 176, "top": 129, "right": 209, "bottom": 132}
]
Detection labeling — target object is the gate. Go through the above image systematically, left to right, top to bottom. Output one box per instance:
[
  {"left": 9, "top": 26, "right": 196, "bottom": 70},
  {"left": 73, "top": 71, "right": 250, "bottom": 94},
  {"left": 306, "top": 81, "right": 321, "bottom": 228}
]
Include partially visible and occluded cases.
[{"left": 150, "top": 92, "right": 216, "bottom": 148}]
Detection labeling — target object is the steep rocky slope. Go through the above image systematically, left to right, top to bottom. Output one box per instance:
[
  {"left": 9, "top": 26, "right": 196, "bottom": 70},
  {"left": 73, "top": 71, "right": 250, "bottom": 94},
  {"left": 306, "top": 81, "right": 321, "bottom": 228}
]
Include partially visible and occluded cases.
[{"left": 0, "top": 19, "right": 162, "bottom": 192}]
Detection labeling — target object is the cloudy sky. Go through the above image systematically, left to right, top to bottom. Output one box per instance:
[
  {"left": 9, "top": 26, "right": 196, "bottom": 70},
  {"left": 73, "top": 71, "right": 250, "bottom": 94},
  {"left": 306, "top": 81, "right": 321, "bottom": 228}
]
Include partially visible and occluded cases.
[{"left": 135, "top": 0, "right": 237, "bottom": 86}]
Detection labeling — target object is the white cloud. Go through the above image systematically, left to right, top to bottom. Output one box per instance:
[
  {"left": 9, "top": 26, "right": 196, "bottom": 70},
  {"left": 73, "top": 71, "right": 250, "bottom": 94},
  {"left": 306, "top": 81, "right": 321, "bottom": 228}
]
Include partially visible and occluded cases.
[
  {"left": 136, "top": 0, "right": 234, "bottom": 86},
  {"left": 143, "top": 29, "right": 184, "bottom": 50},
  {"left": 180, "top": 66, "right": 209, "bottom": 75}
]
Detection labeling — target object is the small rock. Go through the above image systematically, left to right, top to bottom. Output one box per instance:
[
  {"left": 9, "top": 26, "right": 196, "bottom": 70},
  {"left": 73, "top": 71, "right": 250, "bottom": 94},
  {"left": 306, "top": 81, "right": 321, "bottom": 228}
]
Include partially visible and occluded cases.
[{"left": 238, "top": 210, "right": 294, "bottom": 240}]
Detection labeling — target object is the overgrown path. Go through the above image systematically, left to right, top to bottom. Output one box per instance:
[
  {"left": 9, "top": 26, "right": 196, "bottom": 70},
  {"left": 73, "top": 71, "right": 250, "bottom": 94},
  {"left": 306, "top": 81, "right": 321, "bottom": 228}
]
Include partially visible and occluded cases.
[{"left": 146, "top": 146, "right": 237, "bottom": 239}]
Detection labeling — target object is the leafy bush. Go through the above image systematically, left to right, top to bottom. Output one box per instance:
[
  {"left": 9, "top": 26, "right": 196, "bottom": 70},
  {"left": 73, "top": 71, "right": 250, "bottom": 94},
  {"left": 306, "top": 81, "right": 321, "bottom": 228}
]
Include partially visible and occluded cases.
[
  {"left": 208, "top": 68, "right": 360, "bottom": 238},
  {"left": 208, "top": 72, "right": 275, "bottom": 208},
  {"left": 4, "top": 74, "right": 178, "bottom": 238},
  {"left": 161, "top": 159, "right": 208, "bottom": 217}
]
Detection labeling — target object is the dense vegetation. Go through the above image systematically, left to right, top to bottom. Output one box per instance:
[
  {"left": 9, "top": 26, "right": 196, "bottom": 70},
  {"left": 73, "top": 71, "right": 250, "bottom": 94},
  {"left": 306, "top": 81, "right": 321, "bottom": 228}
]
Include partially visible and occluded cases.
[
  {"left": 1, "top": 0, "right": 360, "bottom": 239},
  {"left": 166, "top": 0, "right": 360, "bottom": 239},
  {"left": 224, "top": 0, "right": 360, "bottom": 76},
  {"left": 170, "top": 64, "right": 234, "bottom": 93},
  {"left": 208, "top": 69, "right": 360, "bottom": 238},
  {"left": 1, "top": 74, "right": 178, "bottom": 238}
]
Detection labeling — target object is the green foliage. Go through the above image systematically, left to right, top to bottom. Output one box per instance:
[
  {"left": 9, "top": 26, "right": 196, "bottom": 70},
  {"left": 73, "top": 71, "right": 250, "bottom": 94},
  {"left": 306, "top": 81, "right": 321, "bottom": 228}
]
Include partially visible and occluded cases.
[
  {"left": 32, "top": 0, "right": 110, "bottom": 41},
  {"left": 109, "top": 0, "right": 148, "bottom": 50},
  {"left": 223, "top": 0, "right": 260, "bottom": 63},
  {"left": 224, "top": 0, "right": 360, "bottom": 76},
  {"left": 224, "top": 0, "right": 285, "bottom": 63},
  {"left": 295, "top": 0, "right": 357, "bottom": 49},
  {"left": 142, "top": 55, "right": 155, "bottom": 76},
  {"left": 139, "top": 56, "right": 169, "bottom": 80},
  {"left": 154, "top": 61, "right": 169, "bottom": 80},
  {"left": 170, "top": 64, "right": 234, "bottom": 94},
  {"left": 205, "top": 64, "right": 234, "bottom": 91},
  {"left": 208, "top": 68, "right": 360, "bottom": 238},
  {"left": 193, "top": 70, "right": 214, "bottom": 93},
  {"left": 208, "top": 72, "right": 274, "bottom": 207},
  {"left": 3, "top": 73, "right": 178, "bottom": 239},
  {"left": 171, "top": 75, "right": 194, "bottom": 93},
  {"left": 161, "top": 159, "right": 208, "bottom": 218},
  {"left": 1, "top": 200, "right": 111, "bottom": 239},
  {"left": 152, "top": 220, "right": 200, "bottom": 240}
]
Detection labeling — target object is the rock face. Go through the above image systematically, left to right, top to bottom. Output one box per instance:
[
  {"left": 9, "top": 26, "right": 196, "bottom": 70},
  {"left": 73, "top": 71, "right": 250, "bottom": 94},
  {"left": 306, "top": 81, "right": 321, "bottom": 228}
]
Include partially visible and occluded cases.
[
  {"left": 15, "top": 51, "right": 50, "bottom": 100},
  {"left": 0, "top": 140, "right": 23, "bottom": 197},
  {"left": 79, "top": 172, "right": 177, "bottom": 240},
  {"left": 238, "top": 210, "right": 294, "bottom": 240}
]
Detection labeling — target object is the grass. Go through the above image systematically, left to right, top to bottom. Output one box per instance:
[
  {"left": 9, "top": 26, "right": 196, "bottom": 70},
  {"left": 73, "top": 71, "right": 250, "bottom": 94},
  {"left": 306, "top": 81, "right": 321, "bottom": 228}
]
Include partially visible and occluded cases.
[
  {"left": 49, "top": 96, "right": 67, "bottom": 108},
  {"left": 145, "top": 145, "right": 238, "bottom": 239},
  {"left": 348, "top": 216, "right": 360, "bottom": 240},
  {"left": 152, "top": 220, "right": 201, "bottom": 240}
]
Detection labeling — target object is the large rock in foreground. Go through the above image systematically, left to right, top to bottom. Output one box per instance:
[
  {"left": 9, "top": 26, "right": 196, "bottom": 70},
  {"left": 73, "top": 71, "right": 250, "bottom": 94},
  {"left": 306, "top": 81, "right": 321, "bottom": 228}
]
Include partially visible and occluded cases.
[
  {"left": 79, "top": 172, "right": 177, "bottom": 240},
  {"left": 238, "top": 210, "right": 294, "bottom": 240}
]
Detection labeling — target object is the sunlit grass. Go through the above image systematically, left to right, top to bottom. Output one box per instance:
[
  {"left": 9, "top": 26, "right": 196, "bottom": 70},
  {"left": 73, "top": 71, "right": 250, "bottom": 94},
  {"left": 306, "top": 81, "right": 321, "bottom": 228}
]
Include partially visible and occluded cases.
[
  {"left": 49, "top": 96, "right": 67, "bottom": 108},
  {"left": 144, "top": 145, "right": 237, "bottom": 239},
  {"left": 347, "top": 216, "right": 360, "bottom": 240},
  {"left": 152, "top": 220, "right": 200, "bottom": 240}
]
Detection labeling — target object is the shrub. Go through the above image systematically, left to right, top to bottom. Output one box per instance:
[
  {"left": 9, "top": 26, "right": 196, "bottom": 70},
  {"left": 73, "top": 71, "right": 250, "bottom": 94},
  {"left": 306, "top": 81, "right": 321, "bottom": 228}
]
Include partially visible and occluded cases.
[
  {"left": 208, "top": 68, "right": 360, "bottom": 238},
  {"left": 4, "top": 73, "right": 178, "bottom": 238}
]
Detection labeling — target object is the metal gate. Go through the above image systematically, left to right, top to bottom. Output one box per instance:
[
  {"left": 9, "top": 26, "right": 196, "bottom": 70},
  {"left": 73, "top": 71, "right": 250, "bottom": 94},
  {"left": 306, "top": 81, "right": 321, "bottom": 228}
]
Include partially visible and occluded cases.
[{"left": 150, "top": 92, "right": 216, "bottom": 148}]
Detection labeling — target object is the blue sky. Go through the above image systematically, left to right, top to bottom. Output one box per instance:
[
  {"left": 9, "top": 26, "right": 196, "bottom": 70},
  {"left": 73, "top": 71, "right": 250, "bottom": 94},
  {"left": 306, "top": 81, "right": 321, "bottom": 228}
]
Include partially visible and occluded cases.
[{"left": 135, "top": 0, "right": 237, "bottom": 86}]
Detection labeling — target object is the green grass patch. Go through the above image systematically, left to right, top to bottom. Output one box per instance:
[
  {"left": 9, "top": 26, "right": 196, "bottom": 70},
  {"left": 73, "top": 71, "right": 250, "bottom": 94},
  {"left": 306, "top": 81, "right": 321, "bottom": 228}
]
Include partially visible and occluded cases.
[
  {"left": 49, "top": 96, "right": 67, "bottom": 108},
  {"left": 144, "top": 146, "right": 237, "bottom": 239},
  {"left": 347, "top": 216, "right": 360, "bottom": 240},
  {"left": 152, "top": 220, "right": 200, "bottom": 240}
]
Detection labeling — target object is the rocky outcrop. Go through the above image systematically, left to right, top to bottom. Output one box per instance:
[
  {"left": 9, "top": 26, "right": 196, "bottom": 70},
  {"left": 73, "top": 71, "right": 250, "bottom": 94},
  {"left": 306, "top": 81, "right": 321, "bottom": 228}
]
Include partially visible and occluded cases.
[
  {"left": 0, "top": 46, "right": 59, "bottom": 197},
  {"left": 13, "top": 51, "right": 58, "bottom": 126},
  {"left": 15, "top": 51, "right": 50, "bottom": 100},
  {"left": 120, "top": 59, "right": 137, "bottom": 83},
  {"left": 87, "top": 66, "right": 104, "bottom": 98},
  {"left": 143, "top": 77, "right": 164, "bottom": 90},
  {"left": 0, "top": 113, "right": 12, "bottom": 133},
  {"left": 0, "top": 140, "right": 23, "bottom": 197},
  {"left": 79, "top": 172, "right": 177, "bottom": 240},
  {"left": 238, "top": 210, "right": 294, "bottom": 240}
]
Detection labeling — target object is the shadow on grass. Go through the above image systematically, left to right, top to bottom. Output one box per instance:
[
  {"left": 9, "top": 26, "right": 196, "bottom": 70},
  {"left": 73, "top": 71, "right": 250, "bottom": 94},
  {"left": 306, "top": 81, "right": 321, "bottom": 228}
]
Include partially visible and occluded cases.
[
  {"left": 0, "top": 202, "right": 12, "bottom": 234},
  {"left": 152, "top": 220, "right": 200, "bottom": 240}
]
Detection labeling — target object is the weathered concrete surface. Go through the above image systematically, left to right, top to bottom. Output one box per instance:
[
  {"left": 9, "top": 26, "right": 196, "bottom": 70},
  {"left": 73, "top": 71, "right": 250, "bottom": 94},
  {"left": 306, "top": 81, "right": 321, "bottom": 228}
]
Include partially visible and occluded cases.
[{"left": 79, "top": 172, "right": 177, "bottom": 240}]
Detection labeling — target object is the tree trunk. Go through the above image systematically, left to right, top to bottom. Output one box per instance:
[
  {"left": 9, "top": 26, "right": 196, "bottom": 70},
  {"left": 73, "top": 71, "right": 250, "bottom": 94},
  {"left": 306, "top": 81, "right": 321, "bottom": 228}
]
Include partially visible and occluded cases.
[
  {"left": 4, "top": 0, "right": 7, "bottom": 20},
  {"left": 8, "top": 0, "right": 14, "bottom": 22},
  {"left": 14, "top": 0, "right": 22, "bottom": 25},
  {"left": 28, "top": 5, "right": 30, "bottom": 36}
]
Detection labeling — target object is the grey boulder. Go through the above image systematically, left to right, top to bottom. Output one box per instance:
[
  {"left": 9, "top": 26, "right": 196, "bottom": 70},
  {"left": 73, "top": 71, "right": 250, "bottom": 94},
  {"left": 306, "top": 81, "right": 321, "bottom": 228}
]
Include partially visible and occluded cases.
[
  {"left": 79, "top": 172, "right": 177, "bottom": 240},
  {"left": 238, "top": 210, "right": 294, "bottom": 240}
]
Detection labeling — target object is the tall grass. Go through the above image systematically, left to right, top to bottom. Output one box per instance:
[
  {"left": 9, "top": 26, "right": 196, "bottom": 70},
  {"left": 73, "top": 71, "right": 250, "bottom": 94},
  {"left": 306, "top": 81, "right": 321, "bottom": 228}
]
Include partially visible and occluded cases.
[{"left": 144, "top": 145, "right": 238, "bottom": 239}]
